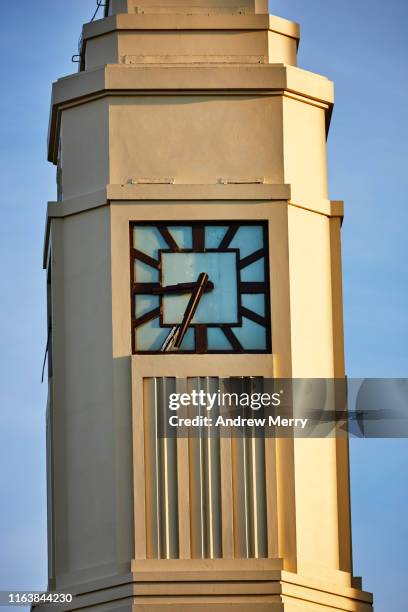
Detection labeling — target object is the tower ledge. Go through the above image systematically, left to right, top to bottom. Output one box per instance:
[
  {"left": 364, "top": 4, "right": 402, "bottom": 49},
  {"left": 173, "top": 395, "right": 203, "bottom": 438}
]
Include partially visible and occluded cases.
[
  {"left": 84, "top": 12, "right": 299, "bottom": 39},
  {"left": 48, "top": 64, "right": 332, "bottom": 163}
]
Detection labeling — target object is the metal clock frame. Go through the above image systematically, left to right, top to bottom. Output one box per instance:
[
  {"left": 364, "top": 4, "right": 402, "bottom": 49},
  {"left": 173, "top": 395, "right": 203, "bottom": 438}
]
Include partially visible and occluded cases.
[{"left": 130, "top": 220, "right": 272, "bottom": 355}]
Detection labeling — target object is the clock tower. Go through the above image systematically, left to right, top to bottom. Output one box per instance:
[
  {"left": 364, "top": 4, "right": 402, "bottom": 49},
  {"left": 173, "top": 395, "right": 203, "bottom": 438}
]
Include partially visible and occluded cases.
[{"left": 41, "top": 0, "right": 373, "bottom": 610}]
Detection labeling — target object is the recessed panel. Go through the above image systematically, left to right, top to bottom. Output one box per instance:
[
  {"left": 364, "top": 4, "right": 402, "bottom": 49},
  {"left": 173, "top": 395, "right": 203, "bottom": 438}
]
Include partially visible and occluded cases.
[{"left": 162, "top": 252, "right": 238, "bottom": 325}]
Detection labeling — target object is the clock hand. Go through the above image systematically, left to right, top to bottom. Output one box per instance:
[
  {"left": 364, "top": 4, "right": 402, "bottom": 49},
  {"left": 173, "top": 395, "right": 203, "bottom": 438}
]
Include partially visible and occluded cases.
[
  {"left": 161, "top": 272, "right": 210, "bottom": 352},
  {"left": 174, "top": 272, "right": 209, "bottom": 349},
  {"left": 151, "top": 280, "right": 214, "bottom": 295},
  {"left": 160, "top": 324, "right": 179, "bottom": 353}
]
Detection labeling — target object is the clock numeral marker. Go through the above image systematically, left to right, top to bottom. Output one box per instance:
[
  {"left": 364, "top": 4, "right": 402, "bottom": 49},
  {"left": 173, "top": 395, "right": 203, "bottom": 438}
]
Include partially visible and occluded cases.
[
  {"left": 219, "top": 223, "right": 239, "bottom": 249},
  {"left": 192, "top": 224, "right": 205, "bottom": 251},
  {"left": 157, "top": 225, "right": 180, "bottom": 251},
  {"left": 132, "top": 248, "right": 160, "bottom": 269},
  {"left": 239, "top": 248, "right": 265, "bottom": 269},
  {"left": 239, "top": 282, "right": 267, "bottom": 294},
  {"left": 240, "top": 306, "right": 267, "bottom": 327},
  {"left": 133, "top": 307, "right": 161, "bottom": 327},
  {"left": 195, "top": 325, "right": 208, "bottom": 353},
  {"left": 221, "top": 326, "right": 243, "bottom": 352}
]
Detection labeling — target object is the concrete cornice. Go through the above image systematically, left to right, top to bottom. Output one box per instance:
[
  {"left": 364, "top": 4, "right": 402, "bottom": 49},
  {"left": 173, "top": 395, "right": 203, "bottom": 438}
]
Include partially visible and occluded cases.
[
  {"left": 82, "top": 13, "right": 300, "bottom": 40},
  {"left": 48, "top": 64, "right": 333, "bottom": 162},
  {"left": 43, "top": 184, "right": 343, "bottom": 269},
  {"left": 35, "top": 558, "right": 372, "bottom": 609}
]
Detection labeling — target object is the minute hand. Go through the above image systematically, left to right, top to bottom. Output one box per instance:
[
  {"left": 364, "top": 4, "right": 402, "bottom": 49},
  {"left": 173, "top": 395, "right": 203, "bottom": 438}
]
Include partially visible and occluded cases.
[{"left": 174, "top": 272, "right": 209, "bottom": 349}]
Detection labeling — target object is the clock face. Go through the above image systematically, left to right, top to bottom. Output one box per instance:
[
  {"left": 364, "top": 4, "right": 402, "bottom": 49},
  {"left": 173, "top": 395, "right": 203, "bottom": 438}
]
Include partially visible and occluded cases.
[{"left": 130, "top": 222, "right": 271, "bottom": 354}]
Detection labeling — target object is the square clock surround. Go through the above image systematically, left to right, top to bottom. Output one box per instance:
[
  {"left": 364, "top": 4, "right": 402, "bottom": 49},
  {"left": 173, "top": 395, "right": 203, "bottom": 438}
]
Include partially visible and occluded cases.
[{"left": 130, "top": 221, "right": 271, "bottom": 354}]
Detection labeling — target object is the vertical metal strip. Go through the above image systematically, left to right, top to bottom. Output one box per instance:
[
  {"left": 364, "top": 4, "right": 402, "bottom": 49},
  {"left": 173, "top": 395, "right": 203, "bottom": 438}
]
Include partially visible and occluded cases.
[
  {"left": 143, "top": 377, "right": 179, "bottom": 559},
  {"left": 187, "top": 377, "right": 223, "bottom": 558},
  {"left": 188, "top": 377, "right": 205, "bottom": 558},
  {"left": 203, "top": 377, "right": 222, "bottom": 558},
  {"left": 231, "top": 377, "right": 270, "bottom": 559},
  {"left": 143, "top": 378, "right": 160, "bottom": 558},
  {"left": 158, "top": 378, "right": 179, "bottom": 559},
  {"left": 176, "top": 378, "right": 191, "bottom": 559},
  {"left": 219, "top": 378, "right": 234, "bottom": 559},
  {"left": 231, "top": 378, "right": 250, "bottom": 558},
  {"left": 247, "top": 379, "right": 267, "bottom": 558},
  {"left": 220, "top": 433, "right": 234, "bottom": 558},
  {"left": 232, "top": 434, "right": 250, "bottom": 557},
  {"left": 247, "top": 435, "right": 267, "bottom": 558},
  {"left": 265, "top": 435, "right": 279, "bottom": 558}
]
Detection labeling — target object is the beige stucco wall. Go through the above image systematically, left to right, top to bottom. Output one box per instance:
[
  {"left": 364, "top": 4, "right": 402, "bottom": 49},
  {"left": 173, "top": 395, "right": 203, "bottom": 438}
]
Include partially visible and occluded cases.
[
  {"left": 85, "top": 30, "right": 298, "bottom": 70},
  {"left": 85, "top": 33, "right": 119, "bottom": 70},
  {"left": 59, "top": 89, "right": 331, "bottom": 202},
  {"left": 109, "top": 95, "right": 284, "bottom": 186},
  {"left": 283, "top": 97, "right": 329, "bottom": 202},
  {"left": 60, "top": 100, "right": 109, "bottom": 201},
  {"left": 287, "top": 207, "right": 347, "bottom": 578},
  {"left": 48, "top": 208, "right": 134, "bottom": 588},
  {"left": 288, "top": 208, "right": 334, "bottom": 377}
]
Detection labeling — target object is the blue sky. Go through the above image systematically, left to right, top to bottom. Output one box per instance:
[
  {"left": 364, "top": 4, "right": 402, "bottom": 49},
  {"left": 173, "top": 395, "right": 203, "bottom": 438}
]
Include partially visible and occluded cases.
[{"left": 0, "top": 1, "right": 406, "bottom": 610}]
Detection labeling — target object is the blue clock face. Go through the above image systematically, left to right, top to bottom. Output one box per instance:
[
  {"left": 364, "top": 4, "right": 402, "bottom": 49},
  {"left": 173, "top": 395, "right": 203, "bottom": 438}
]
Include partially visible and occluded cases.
[{"left": 131, "top": 222, "right": 271, "bottom": 354}]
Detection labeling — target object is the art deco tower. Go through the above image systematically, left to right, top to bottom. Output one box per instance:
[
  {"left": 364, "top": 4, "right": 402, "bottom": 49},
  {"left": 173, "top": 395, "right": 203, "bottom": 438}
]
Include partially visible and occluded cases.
[{"left": 40, "top": 1, "right": 373, "bottom": 610}]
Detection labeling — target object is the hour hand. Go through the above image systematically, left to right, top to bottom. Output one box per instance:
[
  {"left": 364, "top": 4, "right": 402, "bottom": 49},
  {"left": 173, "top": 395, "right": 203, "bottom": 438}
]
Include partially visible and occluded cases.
[
  {"left": 161, "top": 272, "right": 210, "bottom": 352},
  {"left": 152, "top": 280, "right": 214, "bottom": 295}
]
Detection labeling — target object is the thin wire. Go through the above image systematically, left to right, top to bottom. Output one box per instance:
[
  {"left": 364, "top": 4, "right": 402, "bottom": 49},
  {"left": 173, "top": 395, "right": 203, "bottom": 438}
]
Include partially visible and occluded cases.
[
  {"left": 91, "top": 0, "right": 107, "bottom": 23},
  {"left": 72, "top": 1, "right": 107, "bottom": 63},
  {"left": 41, "top": 327, "right": 51, "bottom": 384}
]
